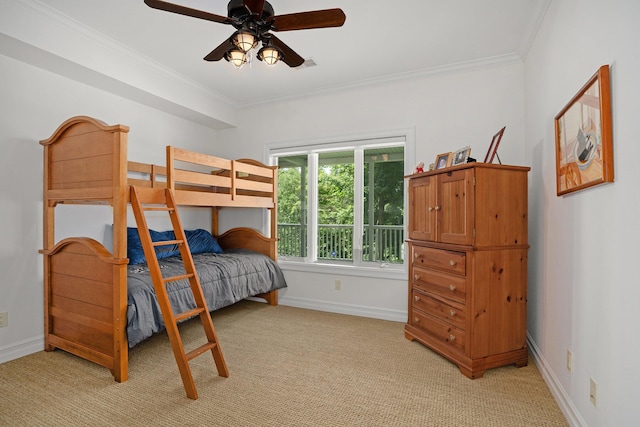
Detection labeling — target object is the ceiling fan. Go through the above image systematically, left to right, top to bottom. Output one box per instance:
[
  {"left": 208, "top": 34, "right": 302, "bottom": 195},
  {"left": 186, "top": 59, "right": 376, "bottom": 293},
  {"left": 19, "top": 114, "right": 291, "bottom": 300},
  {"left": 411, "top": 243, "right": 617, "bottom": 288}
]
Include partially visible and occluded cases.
[{"left": 144, "top": 0, "right": 346, "bottom": 68}]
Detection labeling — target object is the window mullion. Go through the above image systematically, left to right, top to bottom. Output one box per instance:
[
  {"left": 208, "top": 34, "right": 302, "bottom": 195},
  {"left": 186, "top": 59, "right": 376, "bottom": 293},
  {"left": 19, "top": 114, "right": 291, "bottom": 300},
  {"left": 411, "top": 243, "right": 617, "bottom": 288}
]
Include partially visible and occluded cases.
[
  {"left": 353, "top": 149, "right": 364, "bottom": 266},
  {"left": 307, "top": 153, "right": 319, "bottom": 263}
]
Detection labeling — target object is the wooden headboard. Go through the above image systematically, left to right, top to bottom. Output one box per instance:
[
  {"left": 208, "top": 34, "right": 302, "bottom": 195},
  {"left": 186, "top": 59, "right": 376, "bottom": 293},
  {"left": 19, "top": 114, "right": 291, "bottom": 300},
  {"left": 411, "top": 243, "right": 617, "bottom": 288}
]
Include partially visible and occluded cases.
[{"left": 40, "top": 116, "right": 129, "bottom": 206}]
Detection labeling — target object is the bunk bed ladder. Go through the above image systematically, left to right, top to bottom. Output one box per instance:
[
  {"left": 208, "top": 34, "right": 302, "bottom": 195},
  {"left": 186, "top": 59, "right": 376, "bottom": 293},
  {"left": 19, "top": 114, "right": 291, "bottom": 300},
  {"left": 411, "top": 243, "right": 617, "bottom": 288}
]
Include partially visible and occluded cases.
[{"left": 130, "top": 186, "right": 229, "bottom": 400}]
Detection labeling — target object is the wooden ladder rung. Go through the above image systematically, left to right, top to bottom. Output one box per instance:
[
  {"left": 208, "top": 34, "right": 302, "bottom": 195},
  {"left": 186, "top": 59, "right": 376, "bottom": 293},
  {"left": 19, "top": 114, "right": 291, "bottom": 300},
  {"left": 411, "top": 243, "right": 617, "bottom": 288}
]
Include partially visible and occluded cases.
[
  {"left": 142, "top": 206, "right": 175, "bottom": 212},
  {"left": 152, "top": 239, "right": 183, "bottom": 247},
  {"left": 163, "top": 273, "right": 194, "bottom": 284},
  {"left": 175, "top": 307, "right": 205, "bottom": 322},
  {"left": 186, "top": 342, "right": 218, "bottom": 362}
]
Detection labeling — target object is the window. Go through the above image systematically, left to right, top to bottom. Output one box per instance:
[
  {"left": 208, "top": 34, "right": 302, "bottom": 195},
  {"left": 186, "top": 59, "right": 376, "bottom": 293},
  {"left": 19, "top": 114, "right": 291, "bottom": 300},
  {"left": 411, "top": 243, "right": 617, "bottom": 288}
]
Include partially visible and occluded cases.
[{"left": 271, "top": 133, "right": 409, "bottom": 269}]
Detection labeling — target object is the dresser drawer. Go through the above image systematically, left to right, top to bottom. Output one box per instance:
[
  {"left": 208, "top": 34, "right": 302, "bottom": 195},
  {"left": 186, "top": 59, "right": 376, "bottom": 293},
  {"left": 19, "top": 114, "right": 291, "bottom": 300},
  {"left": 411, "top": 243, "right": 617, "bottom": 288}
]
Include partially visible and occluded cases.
[
  {"left": 412, "top": 246, "right": 466, "bottom": 275},
  {"left": 412, "top": 266, "right": 466, "bottom": 303},
  {"left": 412, "top": 290, "right": 465, "bottom": 329},
  {"left": 411, "top": 309, "right": 465, "bottom": 354}
]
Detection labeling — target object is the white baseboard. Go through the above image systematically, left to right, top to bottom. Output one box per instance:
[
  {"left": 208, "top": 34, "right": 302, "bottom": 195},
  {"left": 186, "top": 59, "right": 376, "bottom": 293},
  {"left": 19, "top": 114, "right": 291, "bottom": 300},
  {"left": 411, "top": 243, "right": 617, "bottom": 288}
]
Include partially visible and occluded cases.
[
  {"left": 279, "top": 295, "right": 406, "bottom": 323},
  {"left": 526, "top": 332, "right": 587, "bottom": 427},
  {"left": 0, "top": 335, "right": 44, "bottom": 364}
]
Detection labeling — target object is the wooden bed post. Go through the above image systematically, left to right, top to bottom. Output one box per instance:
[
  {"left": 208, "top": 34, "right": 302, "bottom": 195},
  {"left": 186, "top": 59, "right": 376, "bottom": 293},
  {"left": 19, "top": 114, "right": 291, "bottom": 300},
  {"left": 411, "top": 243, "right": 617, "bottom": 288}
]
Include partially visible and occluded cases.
[
  {"left": 111, "top": 125, "right": 129, "bottom": 382},
  {"left": 41, "top": 142, "right": 56, "bottom": 352},
  {"left": 166, "top": 145, "right": 175, "bottom": 192},
  {"left": 271, "top": 164, "right": 278, "bottom": 259},
  {"left": 212, "top": 207, "right": 219, "bottom": 237}
]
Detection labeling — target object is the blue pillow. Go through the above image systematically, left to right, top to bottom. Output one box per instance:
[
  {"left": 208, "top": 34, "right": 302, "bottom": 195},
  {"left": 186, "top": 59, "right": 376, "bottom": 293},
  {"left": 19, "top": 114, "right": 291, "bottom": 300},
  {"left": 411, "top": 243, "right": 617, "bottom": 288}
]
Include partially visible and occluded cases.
[
  {"left": 127, "top": 227, "right": 179, "bottom": 265},
  {"left": 127, "top": 228, "right": 223, "bottom": 265},
  {"left": 185, "top": 229, "right": 224, "bottom": 255}
]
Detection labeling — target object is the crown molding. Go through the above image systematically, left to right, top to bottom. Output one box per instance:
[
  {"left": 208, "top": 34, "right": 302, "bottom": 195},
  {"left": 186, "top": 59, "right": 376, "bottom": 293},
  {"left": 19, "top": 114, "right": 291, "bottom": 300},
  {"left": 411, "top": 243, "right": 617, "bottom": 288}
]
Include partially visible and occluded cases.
[
  {"left": 517, "top": 0, "right": 553, "bottom": 60},
  {"left": 239, "top": 53, "right": 524, "bottom": 108}
]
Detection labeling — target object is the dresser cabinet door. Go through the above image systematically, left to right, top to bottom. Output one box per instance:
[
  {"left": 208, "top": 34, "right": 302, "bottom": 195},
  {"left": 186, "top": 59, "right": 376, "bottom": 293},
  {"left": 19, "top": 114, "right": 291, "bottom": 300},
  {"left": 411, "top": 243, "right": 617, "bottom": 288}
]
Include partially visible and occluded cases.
[
  {"left": 438, "top": 169, "right": 474, "bottom": 245},
  {"left": 408, "top": 175, "right": 437, "bottom": 241}
]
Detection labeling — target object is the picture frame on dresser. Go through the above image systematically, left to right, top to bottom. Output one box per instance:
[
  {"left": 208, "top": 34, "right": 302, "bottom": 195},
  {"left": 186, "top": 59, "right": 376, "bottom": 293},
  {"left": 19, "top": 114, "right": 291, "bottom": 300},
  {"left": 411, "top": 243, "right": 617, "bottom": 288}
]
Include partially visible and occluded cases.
[
  {"left": 555, "top": 64, "right": 614, "bottom": 196},
  {"left": 483, "top": 126, "right": 505, "bottom": 164},
  {"left": 451, "top": 146, "right": 472, "bottom": 166},
  {"left": 435, "top": 152, "right": 451, "bottom": 169}
]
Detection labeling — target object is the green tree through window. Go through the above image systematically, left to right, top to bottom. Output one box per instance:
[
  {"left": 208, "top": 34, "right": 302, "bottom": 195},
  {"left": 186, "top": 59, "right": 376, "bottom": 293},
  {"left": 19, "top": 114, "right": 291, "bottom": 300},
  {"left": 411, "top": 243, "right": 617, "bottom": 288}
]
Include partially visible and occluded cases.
[{"left": 275, "top": 144, "right": 404, "bottom": 265}]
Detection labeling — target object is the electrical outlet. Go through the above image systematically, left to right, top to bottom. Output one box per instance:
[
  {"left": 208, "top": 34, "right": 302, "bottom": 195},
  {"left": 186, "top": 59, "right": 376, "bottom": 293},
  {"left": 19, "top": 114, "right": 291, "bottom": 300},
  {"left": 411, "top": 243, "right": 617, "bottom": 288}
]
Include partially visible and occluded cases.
[
  {"left": 334, "top": 280, "right": 341, "bottom": 291},
  {"left": 0, "top": 311, "right": 7, "bottom": 328},
  {"left": 567, "top": 350, "right": 573, "bottom": 372},
  {"left": 590, "top": 378, "right": 598, "bottom": 406}
]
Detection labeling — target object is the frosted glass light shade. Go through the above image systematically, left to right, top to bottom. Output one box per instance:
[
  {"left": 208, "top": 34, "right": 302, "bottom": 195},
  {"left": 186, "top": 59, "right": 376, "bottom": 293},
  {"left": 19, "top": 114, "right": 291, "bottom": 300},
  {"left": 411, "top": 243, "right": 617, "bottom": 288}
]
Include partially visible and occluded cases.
[
  {"left": 233, "top": 30, "right": 257, "bottom": 53},
  {"left": 258, "top": 46, "right": 282, "bottom": 66},
  {"left": 225, "top": 49, "right": 247, "bottom": 68}
]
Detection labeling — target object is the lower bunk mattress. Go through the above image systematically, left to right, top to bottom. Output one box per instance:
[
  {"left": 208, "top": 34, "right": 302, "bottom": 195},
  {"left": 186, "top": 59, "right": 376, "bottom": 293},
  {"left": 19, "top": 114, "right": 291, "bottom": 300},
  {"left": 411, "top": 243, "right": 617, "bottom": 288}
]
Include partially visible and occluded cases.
[{"left": 126, "top": 248, "right": 287, "bottom": 347}]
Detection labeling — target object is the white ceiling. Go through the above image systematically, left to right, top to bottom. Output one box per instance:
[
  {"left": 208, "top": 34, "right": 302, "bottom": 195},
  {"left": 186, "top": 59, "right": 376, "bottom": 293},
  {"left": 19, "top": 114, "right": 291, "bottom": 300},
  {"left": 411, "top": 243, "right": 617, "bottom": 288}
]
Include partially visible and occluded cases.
[{"left": 38, "top": 0, "right": 550, "bottom": 108}]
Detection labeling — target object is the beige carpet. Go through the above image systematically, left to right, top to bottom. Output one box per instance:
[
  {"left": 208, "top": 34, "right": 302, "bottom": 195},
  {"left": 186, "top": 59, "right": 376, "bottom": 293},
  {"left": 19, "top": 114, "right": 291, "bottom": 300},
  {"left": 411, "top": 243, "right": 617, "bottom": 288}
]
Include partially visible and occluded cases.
[{"left": 1, "top": 301, "right": 567, "bottom": 426}]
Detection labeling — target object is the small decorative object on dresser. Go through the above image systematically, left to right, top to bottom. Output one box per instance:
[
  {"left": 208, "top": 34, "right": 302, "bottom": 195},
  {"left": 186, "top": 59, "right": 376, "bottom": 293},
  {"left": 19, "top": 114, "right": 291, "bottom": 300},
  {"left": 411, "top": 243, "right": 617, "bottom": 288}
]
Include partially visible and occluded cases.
[
  {"left": 414, "top": 161, "right": 425, "bottom": 173},
  {"left": 405, "top": 163, "right": 530, "bottom": 379}
]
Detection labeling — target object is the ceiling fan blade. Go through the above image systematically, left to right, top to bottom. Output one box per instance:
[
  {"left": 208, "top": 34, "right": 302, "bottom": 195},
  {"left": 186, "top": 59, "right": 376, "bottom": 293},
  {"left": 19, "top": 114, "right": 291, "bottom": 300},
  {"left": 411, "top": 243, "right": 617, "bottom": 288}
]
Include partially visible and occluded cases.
[
  {"left": 144, "top": 0, "right": 234, "bottom": 25},
  {"left": 243, "top": 0, "right": 265, "bottom": 17},
  {"left": 271, "top": 9, "right": 346, "bottom": 31},
  {"left": 269, "top": 34, "right": 305, "bottom": 67},
  {"left": 204, "top": 39, "right": 235, "bottom": 62}
]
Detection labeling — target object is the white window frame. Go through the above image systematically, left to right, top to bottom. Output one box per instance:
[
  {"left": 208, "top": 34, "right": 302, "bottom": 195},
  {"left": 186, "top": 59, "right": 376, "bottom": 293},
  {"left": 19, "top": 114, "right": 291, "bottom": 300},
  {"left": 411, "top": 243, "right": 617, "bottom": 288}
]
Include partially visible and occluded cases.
[{"left": 264, "top": 128, "right": 415, "bottom": 279}]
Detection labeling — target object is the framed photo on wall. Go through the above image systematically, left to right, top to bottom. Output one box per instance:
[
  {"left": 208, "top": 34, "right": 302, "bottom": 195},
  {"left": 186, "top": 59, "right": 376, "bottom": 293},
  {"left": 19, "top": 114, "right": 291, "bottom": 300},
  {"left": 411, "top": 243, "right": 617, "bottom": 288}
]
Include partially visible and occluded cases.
[
  {"left": 555, "top": 65, "right": 614, "bottom": 196},
  {"left": 435, "top": 152, "right": 451, "bottom": 169}
]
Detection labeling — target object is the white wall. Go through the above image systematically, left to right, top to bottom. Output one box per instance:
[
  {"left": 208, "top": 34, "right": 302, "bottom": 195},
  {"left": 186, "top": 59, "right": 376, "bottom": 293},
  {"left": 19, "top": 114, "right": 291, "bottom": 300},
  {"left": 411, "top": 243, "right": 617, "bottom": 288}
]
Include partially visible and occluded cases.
[
  {"left": 524, "top": 0, "right": 640, "bottom": 425},
  {"left": 12, "top": 2, "right": 636, "bottom": 423},
  {"left": 0, "top": 53, "right": 219, "bottom": 362},
  {"left": 217, "top": 62, "right": 527, "bottom": 321}
]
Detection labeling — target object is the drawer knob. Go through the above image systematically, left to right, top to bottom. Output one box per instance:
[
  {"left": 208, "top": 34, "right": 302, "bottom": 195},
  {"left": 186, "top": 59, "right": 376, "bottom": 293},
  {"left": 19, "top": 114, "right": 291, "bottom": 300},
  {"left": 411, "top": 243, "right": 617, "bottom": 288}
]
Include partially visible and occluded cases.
[
  {"left": 428, "top": 206, "right": 433, "bottom": 212},
  {"left": 434, "top": 206, "right": 441, "bottom": 211},
  {"left": 414, "top": 252, "right": 420, "bottom": 259},
  {"left": 449, "top": 260, "right": 456, "bottom": 266},
  {"left": 414, "top": 274, "right": 420, "bottom": 281},
  {"left": 449, "top": 284, "right": 456, "bottom": 291},
  {"left": 414, "top": 295, "right": 420, "bottom": 302},
  {"left": 449, "top": 310, "right": 456, "bottom": 317},
  {"left": 414, "top": 317, "right": 420, "bottom": 323},
  {"left": 449, "top": 335, "right": 456, "bottom": 342}
]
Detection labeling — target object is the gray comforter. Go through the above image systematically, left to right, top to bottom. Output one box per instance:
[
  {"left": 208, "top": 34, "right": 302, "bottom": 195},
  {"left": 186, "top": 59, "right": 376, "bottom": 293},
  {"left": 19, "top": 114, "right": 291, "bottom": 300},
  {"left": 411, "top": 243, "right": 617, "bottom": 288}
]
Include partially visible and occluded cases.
[{"left": 126, "top": 248, "right": 287, "bottom": 347}]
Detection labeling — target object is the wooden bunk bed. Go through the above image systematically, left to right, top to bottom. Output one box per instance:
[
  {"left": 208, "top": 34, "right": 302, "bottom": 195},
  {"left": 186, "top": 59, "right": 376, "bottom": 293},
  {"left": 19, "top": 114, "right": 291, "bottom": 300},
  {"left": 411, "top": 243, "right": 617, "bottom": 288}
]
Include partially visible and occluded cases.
[{"left": 39, "top": 116, "right": 283, "bottom": 383}]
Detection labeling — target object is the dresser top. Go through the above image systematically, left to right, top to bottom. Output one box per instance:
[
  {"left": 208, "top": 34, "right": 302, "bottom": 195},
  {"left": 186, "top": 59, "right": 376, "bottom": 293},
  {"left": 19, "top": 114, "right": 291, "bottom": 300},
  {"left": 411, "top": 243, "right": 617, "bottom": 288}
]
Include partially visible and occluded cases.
[{"left": 405, "top": 162, "right": 530, "bottom": 179}]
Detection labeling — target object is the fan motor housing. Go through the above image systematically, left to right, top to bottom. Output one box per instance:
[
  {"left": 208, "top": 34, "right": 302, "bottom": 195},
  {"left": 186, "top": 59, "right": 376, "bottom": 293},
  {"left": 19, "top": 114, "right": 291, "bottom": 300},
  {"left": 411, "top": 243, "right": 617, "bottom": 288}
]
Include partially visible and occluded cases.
[{"left": 227, "top": 0, "right": 275, "bottom": 21}]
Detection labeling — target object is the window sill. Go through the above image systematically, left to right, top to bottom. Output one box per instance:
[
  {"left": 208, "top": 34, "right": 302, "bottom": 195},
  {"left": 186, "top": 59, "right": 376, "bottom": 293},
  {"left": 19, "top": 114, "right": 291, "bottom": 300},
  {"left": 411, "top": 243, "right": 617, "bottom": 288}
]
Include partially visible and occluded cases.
[{"left": 277, "top": 260, "right": 407, "bottom": 280}]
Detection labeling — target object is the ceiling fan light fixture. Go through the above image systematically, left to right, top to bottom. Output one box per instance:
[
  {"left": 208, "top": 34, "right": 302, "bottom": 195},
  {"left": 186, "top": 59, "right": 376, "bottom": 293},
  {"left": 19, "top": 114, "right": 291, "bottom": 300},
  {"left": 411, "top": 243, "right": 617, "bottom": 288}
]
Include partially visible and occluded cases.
[
  {"left": 143, "top": 1, "right": 346, "bottom": 69},
  {"left": 232, "top": 29, "right": 258, "bottom": 53},
  {"left": 258, "top": 45, "right": 283, "bottom": 66},
  {"left": 224, "top": 48, "right": 247, "bottom": 69}
]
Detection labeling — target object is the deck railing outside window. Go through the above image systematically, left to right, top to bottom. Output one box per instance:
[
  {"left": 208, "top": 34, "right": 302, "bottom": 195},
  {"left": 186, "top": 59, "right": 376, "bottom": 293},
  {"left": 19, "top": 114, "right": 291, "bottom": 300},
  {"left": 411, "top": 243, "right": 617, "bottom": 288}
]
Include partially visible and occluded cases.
[{"left": 278, "top": 224, "right": 404, "bottom": 263}]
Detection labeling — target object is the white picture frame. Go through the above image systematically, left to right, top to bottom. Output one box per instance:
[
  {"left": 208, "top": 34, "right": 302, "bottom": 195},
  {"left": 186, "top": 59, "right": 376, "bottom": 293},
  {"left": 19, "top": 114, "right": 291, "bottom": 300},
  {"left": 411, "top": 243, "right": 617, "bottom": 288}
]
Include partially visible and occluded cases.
[{"left": 451, "top": 146, "right": 471, "bottom": 166}]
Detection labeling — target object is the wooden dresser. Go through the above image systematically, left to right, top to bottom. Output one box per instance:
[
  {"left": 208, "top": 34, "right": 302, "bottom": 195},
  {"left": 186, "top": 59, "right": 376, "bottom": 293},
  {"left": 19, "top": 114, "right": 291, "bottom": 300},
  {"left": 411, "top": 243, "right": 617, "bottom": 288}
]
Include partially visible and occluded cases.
[{"left": 404, "top": 163, "right": 530, "bottom": 378}]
